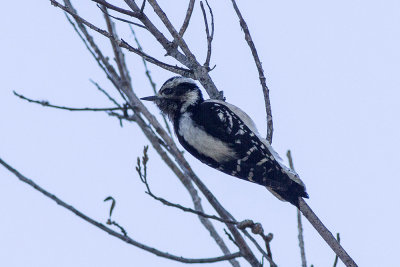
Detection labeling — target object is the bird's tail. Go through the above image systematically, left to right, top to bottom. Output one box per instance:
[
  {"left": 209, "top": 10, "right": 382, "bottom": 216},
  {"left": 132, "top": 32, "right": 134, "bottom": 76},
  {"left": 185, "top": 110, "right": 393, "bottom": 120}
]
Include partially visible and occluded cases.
[{"left": 267, "top": 181, "right": 309, "bottom": 208}]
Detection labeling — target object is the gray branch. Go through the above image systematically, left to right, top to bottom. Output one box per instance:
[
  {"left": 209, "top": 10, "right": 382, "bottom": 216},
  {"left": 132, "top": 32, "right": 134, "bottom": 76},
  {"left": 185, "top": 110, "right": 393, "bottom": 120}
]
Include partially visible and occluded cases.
[
  {"left": 51, "top": 0, "right": 194, "bottom": 78},
  {"left": 179, "top": 0, "right": 195, "bottom": 38},
  {"left": 230, "top": 0, "right": 273, "bottom": 143},
  {"left": 14, "top": 91, "right": 122, "bottom": 112},
  {"left": 286, "top": 150, "right": 307, "bottom": 267},
  {"left": 0, "top": 157, "right": 241, "bottom": 264},
  {"left": 299, "top": 199, "right": 358, "bottom": 267}
]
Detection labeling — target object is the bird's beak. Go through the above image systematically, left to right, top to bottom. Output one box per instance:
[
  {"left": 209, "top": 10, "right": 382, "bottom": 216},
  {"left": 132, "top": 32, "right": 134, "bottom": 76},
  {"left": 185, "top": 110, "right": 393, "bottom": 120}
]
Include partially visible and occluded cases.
[{"left": 140, "top": 95, "right": 159, "bottom": 101}]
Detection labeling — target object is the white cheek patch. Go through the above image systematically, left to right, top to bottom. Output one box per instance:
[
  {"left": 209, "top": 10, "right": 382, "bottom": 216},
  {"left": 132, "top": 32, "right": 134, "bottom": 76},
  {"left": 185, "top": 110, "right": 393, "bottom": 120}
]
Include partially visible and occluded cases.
[
  {"left": 180, "top": 90, "right": 200, "bottom": 112},
  {"left": 179, "top": 113, "right": 237, "bottom": 162}
]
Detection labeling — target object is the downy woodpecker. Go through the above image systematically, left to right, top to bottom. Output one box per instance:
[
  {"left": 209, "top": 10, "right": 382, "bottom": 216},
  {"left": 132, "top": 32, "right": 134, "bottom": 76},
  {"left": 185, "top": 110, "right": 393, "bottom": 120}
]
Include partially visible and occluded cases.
[{"left": 141, "top": 77, "right": 308, "bottom": 207}]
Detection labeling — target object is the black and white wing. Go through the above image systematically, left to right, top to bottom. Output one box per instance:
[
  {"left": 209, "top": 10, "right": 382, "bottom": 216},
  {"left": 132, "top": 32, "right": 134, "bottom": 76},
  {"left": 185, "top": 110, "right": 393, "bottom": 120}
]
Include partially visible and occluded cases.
[{"left": 189, "top": 100, "right": 308, "bottom": 206}]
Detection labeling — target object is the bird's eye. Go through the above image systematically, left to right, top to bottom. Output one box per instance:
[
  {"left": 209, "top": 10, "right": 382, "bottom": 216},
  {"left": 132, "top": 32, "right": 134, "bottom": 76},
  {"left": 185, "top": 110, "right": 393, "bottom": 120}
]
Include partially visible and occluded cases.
[{"left": 163, "top": 88, "right": 173, "bottom": 95}]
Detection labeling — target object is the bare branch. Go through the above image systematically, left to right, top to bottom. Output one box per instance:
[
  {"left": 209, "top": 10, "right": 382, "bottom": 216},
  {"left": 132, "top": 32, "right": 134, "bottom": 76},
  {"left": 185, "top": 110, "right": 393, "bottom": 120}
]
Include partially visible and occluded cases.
[
  {"left": 51, "top": 0, "right": 194, "bottom": 77},
  {"left": 88, "top": 0, "right": 141, "bottom": 18},
  {"left": 123, "top": 0, "right": 222, "bottom": 99},
  {"left": 140, "top": 0, "right": 146, "bottom": 13},
  {"left": 146, "top": 0, "right": 196, "bottom": 61},
  {"left": 179, "top": 0, "right": 195, "bottom": 37},
  {"left": 200, "top": 0, "right": 214, "bottom": 68},
  {"left": 230, "top": 0, "right": 273, "bottom": 143},
  {"left": 52, "top": 2, "right": 266, "bottom": 266},
  {"left": 63, "top": 2, "right": 239, "bottom": 262},
  {"left": 97, "top": 5, "right": 147, "bottom": 29},
  {"left": 102, "top": 5, "right": 130, "bottom": 84},
  {"left": 64, "top": 13, "right": 111, "bottom": 79},
  {"left": 130, "top": 27, "right": 173, "bottom": 136},
  {"left": 90, "top": 80, "right": 122, "bottom": 108},
  {"left": 14, "top": 91, "right": 122, "bottom": 112},
  {"left": 136, "top": 150, "right": 278, "bottom": 267},
  {"left": 286, "top": 150, "right": 307, "bottom": 267},
  {"left": 136, "top": 151, "right": 237, "bottom": 225},
  {"left": 0, "top": 157, "right": 242, "bottom": 264},
  {"left": 299, "top": 199, "right": 358, "bottom": 267},
  {"left": 106, "top": 219, "right": 128, "bottom": 236},
  {"left": 237, "top": 220, "right": 275, "bottom": 267},
  {"left": 241, "top": 230, "right": 276, "bottom": 267}
]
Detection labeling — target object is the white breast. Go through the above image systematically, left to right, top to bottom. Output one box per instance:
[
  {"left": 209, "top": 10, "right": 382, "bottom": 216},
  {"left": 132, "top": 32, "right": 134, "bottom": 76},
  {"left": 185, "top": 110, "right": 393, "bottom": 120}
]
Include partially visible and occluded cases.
[{"left": 178, "top": 113, "right": 237, "bottom": 162}]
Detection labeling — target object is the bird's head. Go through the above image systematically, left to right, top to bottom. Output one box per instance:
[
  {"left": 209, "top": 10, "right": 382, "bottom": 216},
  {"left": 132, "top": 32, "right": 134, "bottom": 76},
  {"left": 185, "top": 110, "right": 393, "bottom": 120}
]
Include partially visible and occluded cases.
[{"left": 141, "top": 76, "right": 203, "bottom": 119}]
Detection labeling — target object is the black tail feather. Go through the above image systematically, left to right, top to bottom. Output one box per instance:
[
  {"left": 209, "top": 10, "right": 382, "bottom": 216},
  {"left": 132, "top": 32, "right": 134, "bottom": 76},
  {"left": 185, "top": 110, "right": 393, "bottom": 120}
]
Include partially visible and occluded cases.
[{"left": 272, "top": 183, "right": 309, "bottom": 209}]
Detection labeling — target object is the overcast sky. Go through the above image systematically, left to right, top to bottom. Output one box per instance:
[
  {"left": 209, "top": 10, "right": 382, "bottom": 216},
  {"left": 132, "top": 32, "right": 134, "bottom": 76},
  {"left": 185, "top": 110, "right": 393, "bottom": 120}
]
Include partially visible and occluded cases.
[{"left": 1, "top": 1, "right": 399, "bottom": 266}]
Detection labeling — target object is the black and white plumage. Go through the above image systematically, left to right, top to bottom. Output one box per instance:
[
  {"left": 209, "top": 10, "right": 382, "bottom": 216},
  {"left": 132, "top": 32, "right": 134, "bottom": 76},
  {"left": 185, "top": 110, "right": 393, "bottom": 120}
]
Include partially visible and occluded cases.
[{"left": 141, "top": 77, "right": 309, "bottom": 207}]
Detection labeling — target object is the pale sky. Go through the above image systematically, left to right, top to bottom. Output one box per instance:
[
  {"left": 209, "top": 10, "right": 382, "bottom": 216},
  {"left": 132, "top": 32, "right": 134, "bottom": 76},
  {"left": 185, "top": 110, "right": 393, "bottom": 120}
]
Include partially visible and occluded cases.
[{"left": 1, "top": 1, "right": 399, "bottom": 266}]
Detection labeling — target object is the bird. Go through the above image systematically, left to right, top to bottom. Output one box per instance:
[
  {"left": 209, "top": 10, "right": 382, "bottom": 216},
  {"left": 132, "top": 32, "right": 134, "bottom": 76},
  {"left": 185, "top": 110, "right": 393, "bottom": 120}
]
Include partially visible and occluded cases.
[{"left": 141, "top": 76, "right": 309, "bottom": 208}]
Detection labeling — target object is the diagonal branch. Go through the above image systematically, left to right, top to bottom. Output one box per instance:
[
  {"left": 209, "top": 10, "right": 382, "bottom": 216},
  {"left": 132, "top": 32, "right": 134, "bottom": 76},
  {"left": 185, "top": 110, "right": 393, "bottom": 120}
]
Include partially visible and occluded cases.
[
  {"left": 51, "top": 0, "right": 194, "bottom": 78},
  {"left": 88, "top": 0, "right": 141, "bottom": 18},
  {"left": 122, "top": 0, "right": 222, "bottom": 99},
  {"left": 146, "top": 0, "right": 197, "bottom": 61},
  {"left": 179, "top": 0, "right": 195, "bottom": 37},
  {"left": 200, "top": 0, "right": 214, "bottom": 68},
  {"left": 230, "top": 0, "right": 273, "bottom": 143},
  {"left": 52, "top": 1, "right": 264, "bottom": 266},
  {"left": 97, "top": 5, "right": 147, "bottom": 29},
  {"left": 97, "top": 7, "right": 241, "bottom": 265},
  {"left": 130, "top": 27, "right": 173, "bottom": 136},
  {"left": 90, "top": 80, "right": 122, "bottom": 108},
  {"left": 14, "top": 91, "right": 122, "bottom": 112},
  {"left": 287, "top": 150, "right": 307, "bottom": 267},
  {"left": 136, "top": 152, "right": 236, "bottom": 225},
  {"left": 0, "top": 157, "right": 242, "bottom": 264},
  {"left": 299, "top": 199, "right": 358, "bottom": 267},
  {"left": 241, "top": 230, "right": 276, "bottom": 267}
]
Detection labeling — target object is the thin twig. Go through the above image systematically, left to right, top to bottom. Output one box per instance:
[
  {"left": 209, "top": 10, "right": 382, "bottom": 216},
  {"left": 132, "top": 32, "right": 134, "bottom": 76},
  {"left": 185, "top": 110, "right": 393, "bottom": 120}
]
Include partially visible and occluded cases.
[
  {"left": 51, "top": 0, "right": 194, "bottom": 78},
  {"left": 63, "top": 0, "right": 126, "bottom": 89},
  {"left": 88, "top": 0, "right": 141, "bottom": 17},
  {"left": 123, "top": 0, "right": 222, "bottom": 99},
  {"left": 140, "top": 0, "right": 146, "bottom": 13},
  {"left": 146, "top": 0, "right": 196, "bottom": 61},
  {"left": 179, "top": 0, "right": 195, "bottom": 37},
  {"left": 200, "top": 0, "right": 214, "bottom": 68},
  {"left": 230, "top": 0, "right": 273, "bottom": 143},
  {"left": 65, "top": 1, "right": 133, "bottom": 112},
  {"left": 97, "top": 5, "right": 147, "bottom": 29},
  {"left": 102, "top": 6, "right": 130, "bottom": 85},
  {"left": 64, "top": 13, "right": 112, "bottom": 79},
  {"left": 130, "top": 27, "right": 173, "bottom": 136},
  {"left": 90, "top": 80, "right": 122, "bottom": 108},
  {"left": 14, "top": 91, "right": 122, "bottom": 112},
  {"left": 107, "top": 111, "right": 136, "bottom": 123},
  {"left": 132, "top": 115, "right": 242, "bottom": 267},
  {"left": 136, "top": 148, "right": 277, "bottom": 267},
  {"left": 135, "top": 149, "right": 237, "bottom": 225},
  {"left": 287, "top": 150, "right": 307, "bottom": 267},
  {"left": 0, "top": 157, "right": 242, "bottom": 264},
  {"left": 107, "top": 219, "right": 128, "bottom": 236},
  {"left": 237, "top": 220, "right": 274, "bottom": 266},
  {"left": 241, "top": 230, "right": 276, "bottom": 267},
  {"left": 333, "top": 233, "right": 341, "bottom": 267}
]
